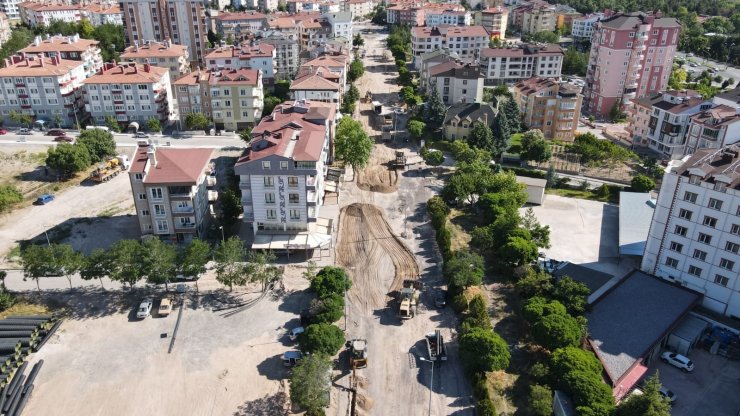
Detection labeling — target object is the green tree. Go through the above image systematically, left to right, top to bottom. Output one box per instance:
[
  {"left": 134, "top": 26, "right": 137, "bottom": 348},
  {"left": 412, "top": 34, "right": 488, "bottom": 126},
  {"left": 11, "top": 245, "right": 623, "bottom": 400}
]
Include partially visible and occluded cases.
[
  {"left": 371, "top": 4, "right": 386, "bottom": 24},
  {"left": 77, "top": 18, "right": 95, "bottom": 38},
  {"left": 93, "top": 24, "right": 125, "bottom": 62},
  {"left": 0, "top": 27, "right": 35, "bottom": 62},
  {"left": 531, "top": 30, "right": 559, "bottom": 43},
  {"left": 352, "top": 33, "right": 364, "bottom": 47},
  {"left": 563, "top": 47, "right": 589, "bottom": 76},
  {"left": 348, "top": 59, "right": 365, "bottom": 82},
  {"left": 397, "top": 66, "right": 412, "bottom": 85},
  {"left": 668, "top": 66, "right": 687, "bottom": 90},
  {"left": 273, "top": 80, "right": 291, "bottom": 100},
  {"left": 400, "top": 86, "right": 421, "bottom": 107},
  {"left": 424, "top": 89, "right": 447, "bottom": 129},
  {"left": 262, "top": 95, "right": 281, "bottom": 117},
  {"left": 502, "top": 98, "right": 522, "bottom": 133},
  {"left": 9, "top": 111, "right": 33, "bottom": 127},
  {"left": 491, "top": 111, "right": 510, "bottom": 156},
  {"left": 185, "top": 112, "right": 210, "bottom": 131},
  {"left": 52, "top": 114, "right": 63, "bottom": 129},
  {"left": 104, "top": 115, "right": 121, "bottom": 133},
  {"left": 334, "top": 117, "right": 373, "bottom": 181},
  {"left": 147, "top": 118, "right": 161, "bottom": 133},
  {"left": 407, "top": 119, "right": 426, "bottom": 138},
  {"left": 468, "top": 122, "right": 495, "bottom": 152},
  {"left": 238, "top": 128, "right": 252, "bottom": 144},
  {"left": 76, "top": 129, "right": 116, "bottom": 163},
  {"left": 520, "top": 129, "right": 552, "bottom": 162},
  {"left": 46, "top": 142, "right": 91, "bottom": 177},
  {"left": 423, "top": 150, "right": 444, "bottom": 166},
  {"left": 631, "top": 174, "right": 656, "bottom": 192},
  {"left": 0, "top": 185, "right": 23, "bottom": 213},
  {"left": 220, "top": 189, "right": 242, "bottom": 227},
  {"left": 521, "top": 207, "right": 551, "bottom": 249},
  {"left": 499, "top": 235, "right": 538, "bottom": 267},
  {"left": 141, "top": 237, "right": 177, "bottom": 291},
  {"left": 214, "top": 237, "right": 246, "bottom": 291},
  {"left": 108, "top": 239, "right": 146, "bottom": 289},
  {"left": 178, "top": 239, "right": 211, "bottom": 290},
  {"left": 20, "top": 244, "right": 51, "bottom": 291},
  {"left": 51, "top": 244, "right": 83, "bottom": 290},
  {"left": 80, "top": 248, "right": 112, "bottom": 289},
  {"left": 444, "top": 250, "right": 485, "bottom": 288},
  {"left": 245, "top": 251, "right": 280, "bottom": 292},
  {"left": 311, "top": 266, "right": 351, "bottom": 298},
  {"left": 515, "top": 267, "right": 553, "bottom": 299},
  {"left": 553, "top": 276, "right": 590, "bottom": 316},
  {"left": 309, "top": 293, "right": 344, "bottom": 324},
  {"left": 465, "top": 294, "right": 491, "bottom": 330},
  {"left": 522, "top": 296, "right": 566, "bottom": 323},
  {"left": 532, "top": 312, "right": 583, "bottom": 350},
  {"left": 298, "top": 323, "right": 345, "bottom": 355},
  {"left": 459, "top": 327, "right": 510, "bottom": 373},
  {"left": 551, "top": 346, "right": 603, "bottom": 380},
  {"left": 289, "top": 353, "right": 332, "bottom": 416},
  {"left": 561, "top": 370, "right": 615, "bottom": 413},
  {"left": 615, "top": 372, "right": 671, "bottom": 416},
  {"left": 530, "top": 384, "right": 553, "bottom": 416}
]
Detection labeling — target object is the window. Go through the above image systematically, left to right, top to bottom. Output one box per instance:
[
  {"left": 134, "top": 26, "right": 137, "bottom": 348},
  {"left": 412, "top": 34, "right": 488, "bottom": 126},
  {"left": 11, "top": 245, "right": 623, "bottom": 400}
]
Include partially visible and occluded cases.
[
  {"left": 138, "top": 84, "right": 148, "bottom": 90},
  {"left": 262, "top": 161, "right": 270, "bottom": 169},
  {"left": 280, "top": 161, "right": 288, "bottom": 169},
  {"left": 134, "top": 173, "right": 143, "bottom": 181},
  {"left": 689, "top": 175, "right": 702, "bottom": 185},
  {"left": 263, "top": 176, "right": 274, "bottom": 187},
  {"left": 288, "top": 177, "right": 298, "bottom": 187},
  {"left": 714, "top": 182, "right": 727, "bottom": 193},
  {"left": 150, "top": 188, "right": 163, "bottom": 200},
  {"left": 683, "top": 191, "right": 697, "bottom": 203},
  {"left": 138, "top": 193, "right": 147, "bottom": 200},
  {"left": 265, "top": 193, "right": 275, "bottom": 204},
  {"left": 289, "top": 193, "right": 299, "bottom": 204},
  {"left": 708, "top": 198, "right": 723, "bottom": 210},
  {"left": 154, "top": 204, "right": 166, "bottom": 216},
  {"left": 141, "top": 209, "right": 150, "bottom": 216},
  {"left": 266, "top": 209, "right": 277, "bottom": 220},
  {"left": 289, "top": 209, "right": 300, "bottom": 220},
  {"left": 678, "top": 209, "right": 692, "bottom": 220},
  {"left": 703, "top": 216, "right": 717, "bottom": 228},
  {"left": 156, "top": 220, "right": 168, "bottom": 232},
  {"left": 731, "top": 224, "right": 740, "bottom": 235},
  {"left": 674, "top": 225, "right": 687, "bottom": 237},
  {"left": 698, "top": 233, "right": 712, "bottom": 244},
  {"left": 669, "top": 241, "right": 683, "bottom": 253},
  {"left": 725, "top": 241, "right": 740, "bottom": 254},
  {"left": 692, "top": 249, "right": 707, "bottom": 261},
  {"left": 665, "top": 257, "right": 679, "bottom": 268},
  {"left": 719, "top": 258, "right": 735, "bottom": 271},
  {"left": 687, "top": 265, "right": 702, "bottom": 277},
  {"left": 714, "top": 274, "right": 729, "bottom": 287}
]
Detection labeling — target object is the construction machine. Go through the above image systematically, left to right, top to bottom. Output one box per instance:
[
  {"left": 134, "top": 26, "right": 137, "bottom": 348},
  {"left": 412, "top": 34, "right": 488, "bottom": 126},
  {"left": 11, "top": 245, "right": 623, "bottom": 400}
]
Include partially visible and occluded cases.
[
  {"left": 393, "top": 151, "right": 407, "bottom": 169},
  {"left": 90, "top": 155, "right": 130, "bottom": 183},
  {"left": 398, "top": 280, "right": 423, "bottom": 320},
  {"left": 425, "top": 330, "right": 447, "bottom": 362},
  {"left": 348, "top": 339, "right": 368, "bottom": 369}
]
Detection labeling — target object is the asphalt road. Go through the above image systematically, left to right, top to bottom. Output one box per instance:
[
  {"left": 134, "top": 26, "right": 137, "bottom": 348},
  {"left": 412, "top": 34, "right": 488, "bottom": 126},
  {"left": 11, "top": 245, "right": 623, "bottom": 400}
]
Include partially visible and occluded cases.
[
  {"left": 675, "top": 51, "right": 740, "bottom": 86},
  {"left": 0, "top": 130, "right": 245, "bottom": 149}
]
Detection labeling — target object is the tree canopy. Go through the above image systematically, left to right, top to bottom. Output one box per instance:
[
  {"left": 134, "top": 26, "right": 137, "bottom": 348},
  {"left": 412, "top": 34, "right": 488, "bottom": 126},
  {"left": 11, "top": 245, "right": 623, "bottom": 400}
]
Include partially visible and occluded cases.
[
  {"left": 424, "top": 89, "right": 447, "bottom": 129},
  {"left": 185, "top": 113, "right": 210, "bottom": 131},
  {"left": 334, "top": 117, "right": 373, "bottom": 180},
  {"left": 468, "top": 122, "right": 495, "bottom": 152},
  {"left": 76, "top": 129, "right": 116, "bottom": 163},
  {"left": 520, "top": 129, "right": 552, "bottom": 163},
  {"left": 46, "top": 142, "right": 91, "bottom": 177},
  {"left": 631, "top": 175, "right": 656, "bottom": 192},
  {"left": 214, "top": 237, "right": 246, "bottom": 291},
  {"left": 444, "top": 250, "right": 485, "bottom": 289},
  {"left": 310, "top": 266, "right": 351, "bottom": 298},
  {"left": 298, "top": 323, "right": 345, "bottom": 355},
  {"left": 459, "top": 327, "right": 511, "bottom": 373},
  {"left": 289, "top": 353, "right": 332, "bottom": 416},
  {"left": 615, "top": 372, "right": 671, "bottom": 416}
]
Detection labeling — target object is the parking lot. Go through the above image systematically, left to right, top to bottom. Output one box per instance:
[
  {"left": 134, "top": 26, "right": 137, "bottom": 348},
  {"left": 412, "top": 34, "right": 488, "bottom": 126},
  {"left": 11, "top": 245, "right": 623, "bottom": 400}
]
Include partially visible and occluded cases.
[
  {"left": 22, "top": 269, "right": 313, "bottom": 416},
  {"left": 647, "top": 348, "right": 740, "bottom": 416}
]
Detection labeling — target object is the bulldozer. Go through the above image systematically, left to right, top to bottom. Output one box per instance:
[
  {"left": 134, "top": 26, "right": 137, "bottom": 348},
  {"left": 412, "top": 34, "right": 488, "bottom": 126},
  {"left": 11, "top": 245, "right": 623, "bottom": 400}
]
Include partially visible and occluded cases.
[
  {"left": 397, "top": 280, "right": 423, "bottom": 320},
  {"left": 347, "top": 339, "right": 368, "bottom": 369}
]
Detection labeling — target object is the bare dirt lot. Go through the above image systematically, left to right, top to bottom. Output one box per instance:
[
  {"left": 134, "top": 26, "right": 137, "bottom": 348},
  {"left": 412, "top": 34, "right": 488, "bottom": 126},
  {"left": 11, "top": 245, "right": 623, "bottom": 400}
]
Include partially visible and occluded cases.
[
  {"left": 355, "top": 142, "right": 400, "bottom": 194},
  {"left": 22, "top": 268, "right": 313, "bottom": 416}
]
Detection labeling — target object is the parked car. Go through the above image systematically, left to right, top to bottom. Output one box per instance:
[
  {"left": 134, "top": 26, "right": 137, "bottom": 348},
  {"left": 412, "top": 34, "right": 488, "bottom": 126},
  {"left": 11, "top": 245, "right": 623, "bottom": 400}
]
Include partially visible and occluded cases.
[
  {"left": 18, "top": 128, "right": 31, "bottom": 135},
  {"left": 0, "top": 129, "right": 7, "bottom": 135},
  {"left": 46, "top": 129, "right": 65, "bottom": 136},
  {"left": 134, "top": 132, "right": 149, "bottom": 138},
  {"left": 53, "top": 135, "right": 74, "bottom": 143},
  {"left": 35, "top": 194, "right": 55, "bottom": 205},
  {"left": 176, "top": 273, "right": 198, "bottom": 281},
  {"left": 176, "top": 283, "right": 188, "bottom": 293},
  {"left": 434, "top": 290, "right": 447, "bottom": 308},
  {"left": 136, "top": 298, "right": 154, "bottom": 319},
  {"left": 158, "top": 298, "right": 172, "bottom": 317},
  {"left": 289, "top": 326, "right": 305, "bottom": 342},
  {"left": 282, "top": 351, "right": 303, "bottom": 367},
  {"left": 661, "top": 352, "right": 694, "bottom": 372},
  {"left": 659, "top": 387, "right": 677, "bottom": 402}
]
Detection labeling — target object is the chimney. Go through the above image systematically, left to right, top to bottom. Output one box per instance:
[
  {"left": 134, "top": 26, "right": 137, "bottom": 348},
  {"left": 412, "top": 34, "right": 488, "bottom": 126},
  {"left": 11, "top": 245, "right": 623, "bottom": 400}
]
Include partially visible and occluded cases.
[
  {"left": 34, "top": 36, "right": 41, "bottom": 46},
  {"left": 40, "top": 55, "right": 45, "bottom": 67},
  {"left": 3, "top": 59, "right": 8, "bottom": 67},
  {"left": 144, "top": 63, "right": 150, "bottom": 72},
  {"left": 133, "top": 64, "right": 138, "bottom": 73},
  {"left": 147, "top": 145, "right": 157, "bottom": 167}
]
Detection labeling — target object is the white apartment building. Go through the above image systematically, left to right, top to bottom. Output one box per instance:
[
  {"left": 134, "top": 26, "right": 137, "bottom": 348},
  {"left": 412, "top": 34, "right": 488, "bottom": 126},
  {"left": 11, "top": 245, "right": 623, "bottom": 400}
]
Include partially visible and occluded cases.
[
  {"left": 0, "top": 0, "right": 21, "bottom": 20},
  {"left": 342, "top": 0, "right": 373, "bottom": 21},
  {"left": 19, "top": 2, "right": 82, "bottom": 27},
  {"left": 81, "top": 2, "right": 122, "bottom": 26},
  {"left": 425, "top": 9, "right": 471, "bottom": 27},
  {"left": 213, "top": 11, "right": 268, "bottom": 41},
  {"left": 322, "top": 11, "right": 352, "bottom": 41},
  {"left": 571, "top": 13, "right": 603, "bottom": 40},
  {"left": 411, "top": 25, "right": 488, "bottom": 69},
  {"left": 259, "top": 30, "right": 300, "bottom": 81},
  {"left": 20, "top": 34, "right": 103, "bottom": 79},
  {"left": 121, "top": 40, "right": 190, "bottom": 81},
  {"left": 205, "top": 43, "right": 276, "bottom": 84},
  {"left": 479, "top": 44, "right": 564, "bottom": 86},
  {"left": 0, "top": 54, "right": 86, "bottom": 127},
  {"left": 82, "top": 62, "right": 174, "bottom": 127},
  {"left": 427, "top": 62, "right": 484, "bottom": 105},
  {"left": 289, "top": 68, "right": 341, "bottom": 105},
  {"left": 234, "top": 100, "right": 336, "bottom": 235},
  {"left": 685, "top": 105, "right": 740, "bottom": 154},
  {"left": 128, "top": 141, "right": 215, "bottom": 242},
  {"left": 642, "top": 145, "right": 740, "bottom": 318}
]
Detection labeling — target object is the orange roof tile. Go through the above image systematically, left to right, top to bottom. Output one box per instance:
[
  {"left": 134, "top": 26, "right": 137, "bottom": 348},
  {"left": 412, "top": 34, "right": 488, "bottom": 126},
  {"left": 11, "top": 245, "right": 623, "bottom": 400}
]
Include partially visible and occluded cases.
[
  {"left": 20, "top": 35, "right": 99, "bottom": 54},
  {"left": 121, "top": 42, "right": 188, "bottom": 58},
  {"left": 0, "top": 55, "right": 82, "bottom": 77},
  {"left": 83, "top": 62, "right": 168, "bottom": 84},
  {"left": 130, "top": 146, "right": 213, "bottom": 185}
]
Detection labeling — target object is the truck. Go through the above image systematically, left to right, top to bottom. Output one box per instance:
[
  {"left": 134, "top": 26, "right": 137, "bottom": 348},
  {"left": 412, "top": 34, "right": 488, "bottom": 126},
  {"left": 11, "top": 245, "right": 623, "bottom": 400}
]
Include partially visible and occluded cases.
[
  {"left": 393, "top": 151, "right": 407, "bottom": 168},
  {"left": 90, "top": 155, "right": 130, "bottom": 183},
  {"left": 398, "top": 280, "right": 423, "bottom": 320},
  {"left": 425, "top": 330, "right": 447, "bottom": 362},
  {"left": 348, "top": 339, "right": 368, "bottom": 369}
]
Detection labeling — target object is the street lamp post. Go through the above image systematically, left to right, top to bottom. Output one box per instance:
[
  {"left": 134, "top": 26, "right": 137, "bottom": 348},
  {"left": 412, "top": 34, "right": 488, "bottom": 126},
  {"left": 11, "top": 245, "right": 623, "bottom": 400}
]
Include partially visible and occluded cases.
[
  {"left": 218, "top": 226, "right": 225, "bottom": 243},
  {"left": 419, "top": 357, "right": 434, "bottom": 416}
]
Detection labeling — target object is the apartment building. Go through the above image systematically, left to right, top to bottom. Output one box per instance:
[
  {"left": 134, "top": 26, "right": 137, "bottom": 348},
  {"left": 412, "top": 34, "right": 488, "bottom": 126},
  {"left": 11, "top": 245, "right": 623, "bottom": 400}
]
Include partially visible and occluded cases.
[
  {"left": 0, "top": 0, "right": 21, "bottom": 20},
  {"left": 119, "top": 0, "right": 208, "bottom": 65},
  {"left": 342, "top": 0, "right": 373, "bottom": 21},
  {"left": 19, "top": 2, "right": 82, "bottom": 27},
  {"left": 81, "top": 2, "right": 122, "bottom": 26},
  {"left": 520, "top": 3, "right": 556, "bottom": 34},
  {"left": 386, "top": 4, "right": 424, "bottom": 26},
  {"left": 555, "top": 4, "right": 581, "bottom": 31},
  {"left": 476, "top": 7, "right": 508, "bottom": 40},
  {"left": 425, "top": 9, "right": 471, "bottom": 27},
  {"left": 214, "top": 11, "right": 268, "bottom": 41},
  {"left": 322, "top": 11, "right": 352, "bottom": 41},
  {"left": 584, "top": 11, "right": 681, "bottom": 118},
  {"left": 0, "top": 12, "right": 9, "bottom": 47},
  {"left": 572, "top": 13, "right": 603, "bottom": 40},
  {"left": 298, "top": 18, "right": 332, "bottom": 50},
  {"left": 411, "top": 25, "right": 488, "bottom": 69},
  {"left": 259, "top": 31, "right": 299, "bottom": 81},
  {"left": 20, "top": 34, "right": 103, "bottom": 78},
  {"left": 120, "top": 40, "right": 190, "bottom": 81},
  {"left": 204, "top": 43, "right": 276, "bottom": 84},
  {"left": 479, "top": 44, "right": 564, "bottom": 86},
  {"left": 418, "top": 48, "right": 465, "bottom": 91},
  {"left": 0, "top": 54, "right": 86, "bottom": 127},
  {"left": 303, "top": 55, "right": 347, "bottom": 86},
  {"left": 82, "top": 62, "right": 174, "bottom": 126},
  {"left": 428, "top": 62, "right": 483, "bottom": 105},
  {"left": 290, "top": 67, "right": 341, "bottom": 105},
  {"left": 209, "top": 68, "right": 264, "bottom": 131},
  {"left": 172, "top": 69, "right": 210, "bottom": 118},
  {"left": 512, "top": 77, "right": 583, "bottom": 141},
  {"left": 714, "top": 87, "right": 740, "bottom": 109},
  {"left": 629, "top": 90, "right": 712, "bottom": 159},
  {"left": 234, "top": 100, "right": 336, "bottom": 234},
  {"left": 685, "top": 106, "right": 740, "bottom": 154},
  {"left": 129, "top": 141, "right": 215, "bottom": 242},
  {"left": 641, "top": 145, "right": 740, "bottom": 318}
]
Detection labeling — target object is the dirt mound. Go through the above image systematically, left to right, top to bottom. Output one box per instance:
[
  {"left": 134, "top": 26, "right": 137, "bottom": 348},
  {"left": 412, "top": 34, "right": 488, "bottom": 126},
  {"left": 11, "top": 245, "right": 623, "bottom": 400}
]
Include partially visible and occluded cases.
[
  {"left": 356, "top": 143, "right": 399, "bottom": 193},
  {"left": 336, "top": 203, "right": 419, "bottom": 311},
  {"left": 356, "top": 393, "right": 374, "bottom": 412}
]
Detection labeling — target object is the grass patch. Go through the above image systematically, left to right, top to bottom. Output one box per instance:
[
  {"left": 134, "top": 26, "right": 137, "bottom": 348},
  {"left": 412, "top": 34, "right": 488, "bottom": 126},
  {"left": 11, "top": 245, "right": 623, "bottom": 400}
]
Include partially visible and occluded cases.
[
  {"left": 507, "top": 133, "right": 523, "bottom": 154},
  {"left": 426, "top": 137, "right": 451, "bottom": 152},
  {"left": 546, "top": 187, "right": 616, "bottom": 203},
  {"left": 0, "top": 301, "right": 50, "bottom": 319},
  {"left": 486, "top": 371, "right": 518, "bottom": 414}
]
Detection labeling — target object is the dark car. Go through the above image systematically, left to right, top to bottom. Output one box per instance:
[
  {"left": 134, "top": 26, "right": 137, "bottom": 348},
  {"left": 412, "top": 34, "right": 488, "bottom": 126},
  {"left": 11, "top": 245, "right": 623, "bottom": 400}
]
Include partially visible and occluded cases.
[
  {"left": 46, "top": 129, "right": 65, "bottom": 136},
  {"left": 53, "top": 135, "right": 74, "bottom": 142},
  {"left": 434, "top": 290, "right": 447, "bottom": 308}
]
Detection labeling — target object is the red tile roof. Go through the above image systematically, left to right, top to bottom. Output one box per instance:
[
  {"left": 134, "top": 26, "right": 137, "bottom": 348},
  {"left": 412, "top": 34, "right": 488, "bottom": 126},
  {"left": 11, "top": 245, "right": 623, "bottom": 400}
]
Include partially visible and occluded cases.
[
  {"left": 83, "top": 62, "right": 168, "bottom": 84},
  {"left": 130, "top": 146, "right": 213, "bottom": 185}
]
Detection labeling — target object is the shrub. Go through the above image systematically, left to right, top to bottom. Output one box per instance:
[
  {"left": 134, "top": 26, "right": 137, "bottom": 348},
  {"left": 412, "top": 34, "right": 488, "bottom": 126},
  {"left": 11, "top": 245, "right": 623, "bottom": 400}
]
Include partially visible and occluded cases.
[
  {"left": 423, "top": 150, "right": 444, "bottom": 166},
  {"left": 630, "top": 174, "right": 655, "bottom": 193},
  {"left": 0, "top": 185, "right": 23, "bottom": 212},
  {"left": 427, "top": 196, "right": 449, "bottom": 229},
  {"left": 436, "top": 225, "right": 452, "bottom": 260},
  {"left": 445, "top": 250, "right": 485, "bottom": 288},
  {"left": 310, "top": 266, "right": 351, "bottom": 298},
  {"left": 0, "top": 290, "right": 15, "bottom": 311},
  {"left": 310, "top": 293, "right": 345, "bottom": 324},
  {"left": 451, "top": 293, "right": 469, "bottom": 313},
  {"left": 465, "top": 294, "right": 491, "bottom": 330},
  {"left": 521, "top": 297, "right": 567, "bottom": 324},
  {"left": 532, "top": 313, "right": 583, "bottom": 350},
  {"left": 298, "top": 323, "right": 345, "bottom": 356},
  {"left": 459, "top": 327, "right": 510, "bottom": 373},
  {"left": 550, "top": 347, "right": 603, "bottom": 381},
  {"left": 290, "top": 353, "right": 332, "bottom": 416},
  {"left": 529, "top": 362, "right": 550, "bottom": 384},
  {"left": 561, "top": 370, "right": 615, "bottom": 412},
  {"left": 471, "top": 372, "right": 491, "bottom": 400},
  {"left": 530, "top": 384, "right": 553, "bottom": 416},
  {"left": 476, "top": 399, "right": 497, "bottom": 416}
]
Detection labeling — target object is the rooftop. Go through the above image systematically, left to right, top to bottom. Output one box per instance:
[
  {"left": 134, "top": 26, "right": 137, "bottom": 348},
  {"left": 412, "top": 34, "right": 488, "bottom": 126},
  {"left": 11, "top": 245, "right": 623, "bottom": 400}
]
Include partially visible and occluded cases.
[
  {"left": 19, "top": 1, "right": 79, "bottom": 11},
  {"left": 215, "top": 11, "right": 267, "bottom": 21},
  {"left": 599, "top": 11, "right": 680, "bottom": 30},
  {"left": 412, "top": 25, "right": 489, "bottom": 39},
  {"left": 20, "top": 34, "right": 99, "bottom": 54},
  {"left": 121, "top": 41, "right": 188, "bottom": 58},
  {"left": 205, "top": 43, "right": 275, "bottom": 60},
  {"left": 481, "top": 44, "right": 564, "bottom": 58},
  {"left": 0, "top": 55, "right": 82, "bottom": 77},
  {"left": 83, "top": 62, "right": 168, "bottom": 84},
  {"left": 429, "top": 62, "right": 482, "bottom": 79},
  {"left": 290, "top": 70, "right": 340, "bottom": 91},
  {"left": 714, "top": 86, "right": 740, "bottom": 106},
  {"left": 443, "top": 102, "right": 496, "bottom": 125},
  {"left": 690, "top": 104, "right": 740, "bottom": 128},
  {"left": 130, "top": 145, "right": 214, "bottom": 185},
  {"left": 675, "top": 145, "right": 740, "bottom": 189},
  {"left": 618, "top": 192, "right": 655, "bottom": 256},
  {"left": 552, "top": 262, "right": 613, "bottom": 295},
  {"left": 587, "top": 270, "right": 700, "bottom": 386}
]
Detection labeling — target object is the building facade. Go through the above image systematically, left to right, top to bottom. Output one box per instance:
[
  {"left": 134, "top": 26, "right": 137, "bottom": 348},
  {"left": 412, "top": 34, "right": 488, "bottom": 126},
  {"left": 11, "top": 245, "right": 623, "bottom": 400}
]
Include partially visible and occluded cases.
[
  {"left": 0, "top": 0, "right": 21, "bottom": 20},
  {"left": 119, "top": 0, "right": 208, "bottom": 65},
  {"left": 342, "top": 0, "right": 373, "bottom": 21},
  {"left": 19, "top": 2, "right": 82, "bottom": 27},
  {"left": 82, "top": 2, "right": 122, "bottom": 26},
  {"left": 520, "top": 3, "right": 556, "bottom": 34},
  {"left": 476, "top": 7, "right": 508, "bottom": 40},
  {"left": 425, "top": 9, "right": 471, "bottom": 27},
  {"left": 214, "top": 11, "right": 268, "bottom": 41},
  {"left": 322, "top": 11, "right": 352, "bottom": 41},
  {"left": 584, "top": 11, "right": 681, "bottom": 118},
  {"left": 571, "top": 13, "right": 603, "bottom": 40},
  {"left": 411, "top": 25, "right": 488, "bottom": 69},
  {"left": 259, "top": 31, "right": 300, "bottom": 81},
  {"left": 20, "top": 34, "right": 103, "bottom": 78},
  {"left": 120, "top": 40, "right": 190, "bottom": 81},
  {"left": 204, "top": 43, "right": 276, "bottom": 84},
  {"left": 479, "top": 44, "right": 564, "bottom": 86},
  {"left": 0, "top": 54, "right": 86, "bottom": 127},
  {"left": 82, "top": 62, "right": 174, "bottom": 126},
  {"left": 428, "top": 62, "right": 484, "bottom": 105},
  {"left": 209, "top": 68, "right": 263, "bottom": 131},
  {"left": 173, "top": 69, "right": 210, "bottom": 119},
  {"left": 512, "top": 77, "right": 582, "bottom": 141},
  {"left": 234, "top": 100, "right": 336, "bottom": 234},
  {"left": 442, "top": 102, "right": 496, "bottom": 141},
  {"left": 685, "top": 106, "right": 740, "bottom": 154},
  {"left": 128, "top": 141, "right": 214, "bottom": 243},
  {"left": 641, "top": 145, "right": 740, "bottom": 318}
]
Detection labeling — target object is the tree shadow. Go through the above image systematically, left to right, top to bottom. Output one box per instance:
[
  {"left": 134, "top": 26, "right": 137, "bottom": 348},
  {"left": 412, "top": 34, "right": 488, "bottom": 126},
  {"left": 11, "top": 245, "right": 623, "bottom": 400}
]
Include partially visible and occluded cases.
[
  {"left": 16, "top": 287, "right": 141, "bottom": 320},
  {"left": 256, "top": 354, "right": 289, "bottom": 381},
  {"left": 233, "top": 391, "right": 289, "bottom": 416}
]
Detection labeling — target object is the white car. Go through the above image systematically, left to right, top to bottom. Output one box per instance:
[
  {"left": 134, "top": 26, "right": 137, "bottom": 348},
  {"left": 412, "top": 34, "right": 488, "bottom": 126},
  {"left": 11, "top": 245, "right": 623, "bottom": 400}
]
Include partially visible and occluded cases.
[
  {"left": 136, "top": 298, "right": 153, "bottom": 319},
  {"left": 289, "top": 326, "right": 305, "bottom": 342},
  {"left": 661, "top": 352, "right": 694, "bottom": 372},
  {"left": 659, "top": 387, "right": 677, "bottom": 402}
]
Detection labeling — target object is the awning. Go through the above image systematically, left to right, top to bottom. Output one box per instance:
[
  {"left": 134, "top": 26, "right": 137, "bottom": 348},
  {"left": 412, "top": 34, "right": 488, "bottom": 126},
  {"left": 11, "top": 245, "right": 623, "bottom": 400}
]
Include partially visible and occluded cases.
[
  {"left": 35, "top": 119, "right": 46, "bottom": 124},
  {"left": 128, "top": 121, "right": 140, "bottom": 131},
  {"left": 251, "top": 232, "right": 332, "bottom": 250},
  {"left": 614, "top": 363, "right": 648, "bottom": 401}
]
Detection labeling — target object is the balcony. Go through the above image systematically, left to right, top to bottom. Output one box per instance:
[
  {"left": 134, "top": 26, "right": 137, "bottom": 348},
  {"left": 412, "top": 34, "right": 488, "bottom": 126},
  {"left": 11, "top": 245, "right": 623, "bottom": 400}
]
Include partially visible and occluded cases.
[
  {"left": 306, "top": 176, "right": 317, "bottom": 189},
  {"left": 307, "top": 190, "right": 317, "bottom": 205},
  {"left": 172, "top": 206, "right": 195, "bottom": 214},
  {"left": 174, "top": 222, "right": 196, "bottom": 230}
]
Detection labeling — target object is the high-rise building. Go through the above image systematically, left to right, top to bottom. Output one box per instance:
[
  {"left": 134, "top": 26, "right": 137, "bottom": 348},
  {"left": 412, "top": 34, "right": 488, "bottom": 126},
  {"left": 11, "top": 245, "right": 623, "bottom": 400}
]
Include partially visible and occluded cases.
[
  {"left": 119, "top": 0, "right": 208, "bottom": 66},
  {"left": 476, "top": 7, "right": 508, "bottom": 40},
  {"left": 584, "top": 11, "right": 681, "bottom": 118},
  {"left": 571, "top": 13, "right": 603, "bottom": 41},
  {"left": 411, "top": 25, "right": 488, "bottom": 69},
  {"left": 641, "top": 145, "right": 740, "bottom": 318}
]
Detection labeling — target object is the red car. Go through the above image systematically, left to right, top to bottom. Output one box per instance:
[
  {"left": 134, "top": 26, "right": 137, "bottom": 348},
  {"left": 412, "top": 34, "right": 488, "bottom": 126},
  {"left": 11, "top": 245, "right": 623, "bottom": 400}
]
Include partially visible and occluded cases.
[
  {"left": 0, "top": 129, "right": 7, "bottom": 135},
  {"left": 46, "top": 129, "right": 65, "bottom": 136},
  {"left": 53, "top": 135, "right": 74, "bottom": 143}
]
